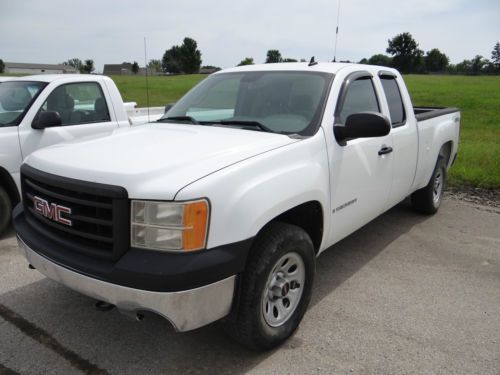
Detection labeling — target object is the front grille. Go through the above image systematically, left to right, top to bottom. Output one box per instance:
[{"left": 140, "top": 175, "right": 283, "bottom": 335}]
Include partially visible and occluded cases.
[{"left": 21, "top": 164, "right": 129, "bottom": 260}]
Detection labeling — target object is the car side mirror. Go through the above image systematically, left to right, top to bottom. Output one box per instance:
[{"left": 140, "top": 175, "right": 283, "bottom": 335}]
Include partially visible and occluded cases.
[
  {"left": 32, "top": 111, "right": 62, "bottom": 129},
  {"left": 334, "top": 112, "right": 390, "bottom": 144}
]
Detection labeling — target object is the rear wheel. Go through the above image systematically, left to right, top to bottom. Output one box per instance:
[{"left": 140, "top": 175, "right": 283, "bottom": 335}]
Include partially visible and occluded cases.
[
  {"left": 411, "top": 157, "right": 447, "bottom": 215},
  {"left": 0, "top": 187, "right": 12, "bottom": 236},
  {"left": 223, "top": 222, "right": 315, "bottom": 351}
]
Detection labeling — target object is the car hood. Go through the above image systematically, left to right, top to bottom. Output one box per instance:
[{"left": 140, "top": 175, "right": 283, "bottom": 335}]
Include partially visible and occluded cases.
[{"left": 25, "top": 123, "right": 298, "bottom": 199}]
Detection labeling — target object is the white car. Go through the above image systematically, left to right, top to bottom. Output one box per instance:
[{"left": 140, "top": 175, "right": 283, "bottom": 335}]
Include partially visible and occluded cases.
[
  {"left": 14, "top": 63, "right": 460, "bottom": 350},
  {"left": 0, "top": 74, "right": 163, "bottom": 234}
]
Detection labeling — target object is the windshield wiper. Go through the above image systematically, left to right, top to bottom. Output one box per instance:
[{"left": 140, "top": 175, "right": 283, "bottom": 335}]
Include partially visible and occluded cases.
[
  {"left": 157, "top": 116, "right": 200, "bottom": 125},
  {"left": 218, "top": 120, "right": 274, "bottom": 133}
]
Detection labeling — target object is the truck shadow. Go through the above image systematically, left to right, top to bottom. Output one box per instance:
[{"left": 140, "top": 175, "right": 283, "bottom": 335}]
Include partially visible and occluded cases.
[{"left": 0, "top": 200, "right": 428, "bottom": 374}]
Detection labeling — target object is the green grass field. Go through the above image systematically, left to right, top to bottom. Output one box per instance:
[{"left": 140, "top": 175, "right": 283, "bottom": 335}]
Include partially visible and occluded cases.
[
  {"left": 2, "top": 72, "right": 498, "bottom": 188},
  {"left": 404, "top": 75, "right": 499, "bottom": 188}
]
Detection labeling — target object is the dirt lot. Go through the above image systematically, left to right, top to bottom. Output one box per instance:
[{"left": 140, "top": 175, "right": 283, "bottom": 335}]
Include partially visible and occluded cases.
[{"left": 0, "top": 197, "right": 499, "bottom": 375}]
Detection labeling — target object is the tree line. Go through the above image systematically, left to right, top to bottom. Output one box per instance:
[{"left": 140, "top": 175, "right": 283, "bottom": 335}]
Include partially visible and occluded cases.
[
  {"left": 359, "top": 32, "right": 500, "bottom": 75},
  {"left": 2, "top": 34, "right": 498, "bottom": 76}
]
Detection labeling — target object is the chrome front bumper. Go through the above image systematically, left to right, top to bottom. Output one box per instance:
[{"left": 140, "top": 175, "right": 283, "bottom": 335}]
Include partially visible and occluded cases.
[{"left": 17, "top": 236, "right": 236, "bottom": 332}]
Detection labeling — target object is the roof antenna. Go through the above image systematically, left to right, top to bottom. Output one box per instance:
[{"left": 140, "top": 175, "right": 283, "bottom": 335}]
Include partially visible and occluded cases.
[
  {"left": 333, "top": 0, "right": 341, "bottom": 62},
  {"left": 143, "top": 37, "right": 151, "bottom": 123},
  {"left": 308, "top": 56, "right": 318, "bottom": 67}
]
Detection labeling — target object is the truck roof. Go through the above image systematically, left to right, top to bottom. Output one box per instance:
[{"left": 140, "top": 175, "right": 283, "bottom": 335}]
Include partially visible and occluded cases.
[{"left": 218, "top": 62, "right": 398, "bottom": 76}]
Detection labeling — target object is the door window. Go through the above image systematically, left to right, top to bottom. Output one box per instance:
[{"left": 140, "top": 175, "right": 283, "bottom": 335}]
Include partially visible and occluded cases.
[
  {"left": 380, "top": 76, "right": 406, "bottom": 127},
  {"left": 339, "top": 78, "right": 380, "bottom": 124},
  {"left": 41, "top": 82, "right": 111, "bottom": 126}
]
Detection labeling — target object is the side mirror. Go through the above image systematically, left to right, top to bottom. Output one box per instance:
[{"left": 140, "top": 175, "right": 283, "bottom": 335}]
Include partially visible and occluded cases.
[
  {"left": 32, "top": 111, "right": 62, "bottom": 129},
  {"left": 334, "top": 112, "right": 390, "bottom": 144}
]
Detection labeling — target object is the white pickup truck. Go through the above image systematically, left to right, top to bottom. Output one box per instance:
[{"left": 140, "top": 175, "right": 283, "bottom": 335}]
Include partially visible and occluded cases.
[
  {"left": 13, "top": 63, "right": 460, "bottom": 350},
  {"left": 0, "top": 74, "right": 163, "bottom": 234}
]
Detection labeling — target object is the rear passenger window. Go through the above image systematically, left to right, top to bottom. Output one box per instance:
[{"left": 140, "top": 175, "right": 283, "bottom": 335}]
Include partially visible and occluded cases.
[
  {"left": 380, "top": 77, "right": 405, "bottom": 126},
  {"left": 339, "top": 78, "right": 379, "bottom": 124},
  {"left": 41, "top": 82, "right": 111, "bottom": 126}
]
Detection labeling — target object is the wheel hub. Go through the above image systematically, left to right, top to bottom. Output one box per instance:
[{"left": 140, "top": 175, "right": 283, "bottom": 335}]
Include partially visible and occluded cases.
[{"left": 262, "top": 252, "right": 305, "bottom": 327}]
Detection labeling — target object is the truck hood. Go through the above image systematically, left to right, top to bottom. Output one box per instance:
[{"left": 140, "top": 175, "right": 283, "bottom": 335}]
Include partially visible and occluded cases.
[{"left": 25, "top": 123, "right": 298, "bottom": 199}]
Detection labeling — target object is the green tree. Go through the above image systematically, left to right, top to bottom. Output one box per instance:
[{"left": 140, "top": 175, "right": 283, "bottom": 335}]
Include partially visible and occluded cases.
[
  {"left": 386, "top": 32, "right": 424, "bottom": 73},
  {"left": 162, "top": 37, "right": 202, "bottom": 74},
  {"left": 179, "top": 37, "right": 202, "bottom": 74},
  {"left": 491, "top": 41, "right": 500, "bottom": 71},
  {"left": 162, "top": 45, "right": 182, "bottom": 74},
  {"left": 266, "top": 49, "right": 282, "bottom": 63},
  {"left": 424, "top": 49, "right": 449, "bottom": 72},
  {"left": 367, "top": 54, "right": 392, "bottom": 67},
  {"left": 470, "top": 55, "right": 488, "bottom": 74},
  {"left": 237, "top": 57, "right": 254, "bottom": 66},
  {"left": 62, "top": 58, "right": 83, "bottom": 72},
  {"left": 359, "top": 58, "right": 369, "bottom": 64},
  {"left": 0, "top": 59, "right": 4, "bottom": 73},
  {"left": 81, "top": 59, "right": 95, "bottom": 74},
  {"left": 147, "top": 59, "right": 162, "bottom": 74},
  {"left": 455, "top": 59, "right": 472, "bottom": 74},
  {"left": 131, "top": 61, "right": 140, "bottom": 74}
]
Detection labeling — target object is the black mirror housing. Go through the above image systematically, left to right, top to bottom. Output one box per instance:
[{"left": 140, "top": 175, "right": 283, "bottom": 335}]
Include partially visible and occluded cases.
[
  {"left": 32, "top": 111, "right": 62, "bottom": 129},
  {"left": 334, "top": 112, "right": 390, "bottom": 144}
]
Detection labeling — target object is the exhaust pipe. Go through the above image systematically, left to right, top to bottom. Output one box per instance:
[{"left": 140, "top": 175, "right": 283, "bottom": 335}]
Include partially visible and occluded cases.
[{"left": 95, "top": 300, "right": 115, "bottom": 312}]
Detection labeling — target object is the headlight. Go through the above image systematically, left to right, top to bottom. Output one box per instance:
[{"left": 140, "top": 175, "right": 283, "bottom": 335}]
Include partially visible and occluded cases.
[{"left": 131, "top": 199, "right": 209, "bottom": 252}]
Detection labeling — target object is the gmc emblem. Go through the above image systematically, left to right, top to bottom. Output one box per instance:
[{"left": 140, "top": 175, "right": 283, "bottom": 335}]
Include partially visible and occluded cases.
[{"left": 33, "top": 196, "right": 73, "bottom": 226}]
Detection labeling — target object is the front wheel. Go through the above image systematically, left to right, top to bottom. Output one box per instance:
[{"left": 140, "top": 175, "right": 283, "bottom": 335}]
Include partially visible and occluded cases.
[
  {"left": 411, "top": 156, "right": 447, "bottom": 215},
  {"left": 0, "top": 187, "right": 12, "bottom": 236},
  {"left": 223, "top": 222, "right": 316, "bottom": 351}
]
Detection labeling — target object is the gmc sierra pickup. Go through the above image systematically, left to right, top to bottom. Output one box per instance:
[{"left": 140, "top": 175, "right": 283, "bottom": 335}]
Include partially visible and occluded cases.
[
  {"left": 13, "top": 63, "right": 460, "bottom": 350},
  {"left": 0, "top": 74, "right": 162, "bottom": 235}
]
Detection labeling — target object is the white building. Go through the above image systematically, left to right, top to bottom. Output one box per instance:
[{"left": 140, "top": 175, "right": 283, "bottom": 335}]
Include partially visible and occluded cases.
[{"left": 4, "top": 62, "right": 78, "bottom": 75}]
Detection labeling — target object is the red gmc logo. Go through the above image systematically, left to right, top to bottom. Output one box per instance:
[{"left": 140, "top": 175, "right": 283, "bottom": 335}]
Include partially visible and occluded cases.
[{"left": 33, "top": 196, "right": 73, "bottom": 226}]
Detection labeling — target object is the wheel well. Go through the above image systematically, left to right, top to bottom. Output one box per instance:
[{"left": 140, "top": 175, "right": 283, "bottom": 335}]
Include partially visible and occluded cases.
[
  {"left": 440, "top": 141, "right": 453, "bottom": 167},
  {"left": 0, "top": 167, "right": 20, "bottom": 207},
  {"left": 272, "top": 201, "right": 323, "bottom": 253}
]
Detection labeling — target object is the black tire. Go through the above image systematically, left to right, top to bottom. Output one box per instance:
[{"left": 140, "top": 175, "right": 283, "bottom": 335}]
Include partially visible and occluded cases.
[
  {"left": 411, "top": 156, "right": 447, "bottom": 215},
  {"left": 0, "top": 187, "right": 12, "bottom": 236},
  {"left": 223, "top": 222, "right": 315, "bottom": 351}
]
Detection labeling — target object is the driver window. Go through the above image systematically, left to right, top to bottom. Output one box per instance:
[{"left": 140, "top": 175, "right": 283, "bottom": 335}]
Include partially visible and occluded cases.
[
  {"left": 339, "top": 78, "right": 380, "bottom": 123},
  {"left": 41, "top": 82, "right": 111, "bottom": 126}
]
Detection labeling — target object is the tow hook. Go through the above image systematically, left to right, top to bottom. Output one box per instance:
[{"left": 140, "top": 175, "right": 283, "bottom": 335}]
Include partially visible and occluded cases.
[
  {"left": 28, "top": 264, "right": 35, "bottom": 269},
  {"left": 95, "top": 300, "right": 115, "bottom": 312}
]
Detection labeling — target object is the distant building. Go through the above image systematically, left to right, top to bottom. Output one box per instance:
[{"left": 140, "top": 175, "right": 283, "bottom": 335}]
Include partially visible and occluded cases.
[
  {"left": 4, "top": 62, "right": 78, "bottom": 74},
  {"left": 103, "top": 63, "right": 147, "bottom": 76},
  {"left": 199, "top": 67, "right": 221, "bottom": 74}
]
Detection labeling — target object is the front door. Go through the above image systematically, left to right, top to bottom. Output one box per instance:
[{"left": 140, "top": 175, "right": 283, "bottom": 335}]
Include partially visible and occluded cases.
[
  {"left": 328, "top": 73, "right": 393, "bottom": 244},
  {"left": 19, "top": 81, "right": 118, "bottom": 158}
]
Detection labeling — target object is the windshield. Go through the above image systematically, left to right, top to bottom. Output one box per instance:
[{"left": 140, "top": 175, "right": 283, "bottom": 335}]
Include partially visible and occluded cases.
[
  {"left": 161, "top": 71, "right": 333, "bottom": 135},
  {"left": 0, "top": 81, "right": 47, "bottom": 127}
]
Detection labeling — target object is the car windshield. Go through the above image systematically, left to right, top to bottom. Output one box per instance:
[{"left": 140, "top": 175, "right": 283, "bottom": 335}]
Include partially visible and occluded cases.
[
  {"left": 160, "top": 71, "right": 332, "bottom": 135},
  {"left": 0, "top": 81, "right": 47, "bottom": 127}
]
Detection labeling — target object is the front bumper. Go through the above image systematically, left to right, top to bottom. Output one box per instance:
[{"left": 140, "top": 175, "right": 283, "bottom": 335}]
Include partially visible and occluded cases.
[{"left": 17, "top": 236, "right": 236, "bottom": 332}]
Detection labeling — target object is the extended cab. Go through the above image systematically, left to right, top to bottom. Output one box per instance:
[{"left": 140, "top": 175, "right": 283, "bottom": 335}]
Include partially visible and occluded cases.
[
  {"left": 13, "top": 63, "right": 460, "bottom": 350},
  {"left": 0, "top": 75, "right": 162, "bottom": 234}
]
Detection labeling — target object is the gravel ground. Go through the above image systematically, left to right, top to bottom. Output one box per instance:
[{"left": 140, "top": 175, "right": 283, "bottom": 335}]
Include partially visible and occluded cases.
[{"left": 0, "top": 196, "right": 499, "bottom": 375}]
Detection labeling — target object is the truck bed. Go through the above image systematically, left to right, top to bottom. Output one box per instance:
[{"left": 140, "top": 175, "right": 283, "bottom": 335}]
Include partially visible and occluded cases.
[{"left": 414, "top": 106, "right": 460, "bottom": 122}]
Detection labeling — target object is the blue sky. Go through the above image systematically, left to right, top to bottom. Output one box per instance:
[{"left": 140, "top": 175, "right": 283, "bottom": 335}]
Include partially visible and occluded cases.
[{"left": 1, "top": 0, "right": 499, "bottom": 72}]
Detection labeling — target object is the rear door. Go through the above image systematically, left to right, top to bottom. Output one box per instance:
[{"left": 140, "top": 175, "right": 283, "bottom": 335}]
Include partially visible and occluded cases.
[
  {"left": 328, "top": 71, "right": 394, "bottom": 244},
  {"left": 378, "top": 72, "right": 418, "bottom": 208},
  {"left": 19, "top": 81, "right": 119, "bottom": 157}
]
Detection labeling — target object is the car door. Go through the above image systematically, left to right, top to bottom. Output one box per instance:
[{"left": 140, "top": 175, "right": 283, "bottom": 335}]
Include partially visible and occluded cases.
[
  {"left": 328, "top": 71, "right": 393, "bottom": 244},
  {"left": 378, "top": 73, "right": 418, "bottom": 209},
  {"left": 18, "top": 81, "right": 119, "bottom": 158}
]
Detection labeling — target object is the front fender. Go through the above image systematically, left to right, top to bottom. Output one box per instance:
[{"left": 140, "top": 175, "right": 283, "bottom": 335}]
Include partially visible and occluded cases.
[{"left": 175, "top": 134, "right": 331, "bottom": 250}]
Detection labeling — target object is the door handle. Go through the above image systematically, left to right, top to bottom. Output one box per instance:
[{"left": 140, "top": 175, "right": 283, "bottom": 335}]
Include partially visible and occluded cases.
[{"left": 378, "top": 146, "right": 393, "bottom": 155}]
